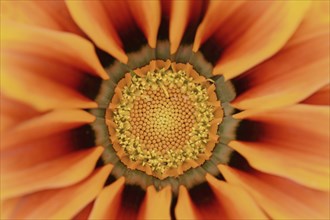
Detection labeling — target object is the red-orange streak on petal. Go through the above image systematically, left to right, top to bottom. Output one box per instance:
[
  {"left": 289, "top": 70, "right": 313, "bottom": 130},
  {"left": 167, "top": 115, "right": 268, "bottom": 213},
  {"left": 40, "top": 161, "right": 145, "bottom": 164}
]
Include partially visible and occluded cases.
[
  {"left": 1, "top": 1, "right": 86, "bottom": 37},
  {"left": 65, "top": 1, "right": 128, "bottom": 63},
  {"left": 128, "top": 1, "right": 161, "bottom": 48},
  {"left": 169, "top": 1, "right": 190, "bottom": 54},
  {"left": 193, "top": 1, "right": 244, "bottom": 51},
  {"left": 212, "top": 1, "right": 310, "bottom": 80},
  {"left": 2, "top": 21, "right": 108, "bottom": 79},
  {"left": 1, "top": 50, "right": 98, "bottom": 111},
  {"left": 302, "top": 84, "right": 330, "bottom": 105},
  {"left": 0, "top": 96, "right": 39, "bottom": 133},
  {"left": 231, "top": 104, "right": 330, "bottom": 191},
  {"left": 1, "top": 109, "right": 95, "bottom": 150},
  {"left": 1, "top": 131, "right": 76, "bottom": 172},
  {"left": 1, "top": 147, "right": 104, "bottom": 200},
  {"left": 5, "top": 165, "right": 112, "bottom": 219},
  {"left": 219, "top": 165, "right": 330, "bottom": 219},
  {"left": 206, "top": 174, "right": 267, "bottom": 219},
  {"left": 88, "top": 177, "right": 125, "bottom": 220},
  {"left": 138, "top": 186, "right": 172, "bottom": 220},
  {"left": 175, "top": 186, "right": 199, "bottom": 220},
  {"left": 72, "top": 202, "right": 94, "bottom": 220}
]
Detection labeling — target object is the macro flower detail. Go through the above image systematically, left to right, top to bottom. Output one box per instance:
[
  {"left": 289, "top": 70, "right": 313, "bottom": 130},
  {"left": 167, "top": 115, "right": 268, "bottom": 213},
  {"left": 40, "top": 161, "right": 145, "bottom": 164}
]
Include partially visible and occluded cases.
[{"left": 1, "top": 1, "right": 329, "bottom": 220}]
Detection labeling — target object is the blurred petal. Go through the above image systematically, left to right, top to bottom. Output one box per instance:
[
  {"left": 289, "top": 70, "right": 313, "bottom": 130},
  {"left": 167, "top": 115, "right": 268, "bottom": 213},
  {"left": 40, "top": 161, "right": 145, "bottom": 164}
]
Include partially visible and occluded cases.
[
  {"left": 1, "top": 0, "right": 85, "bottom": 36},
  {"left": 65, "top": 1, "right": 128, "bottom": 63},
  {"left": 128, "top": 1, "right": 161, "bottom": 48},
  {"left": 169, "top": 1, "right": 190, "bottom": 54},
  {"left": 194, "top": 1, "right": 309, "bottom": 79},
  {"left": 232, "top": 2, "right": 329, "bottom": 110},
  {"left": 1, "top": 21, "right": 108, "bottom": 79},
  {"left": 1, "top": 51, "right": 98, "bottom": 111},
  {"left": 302, "top": 84, "right": 330, "bottom": 105},
  {"left": 0, "top": 96, "right": 39, "bottom": 132},
  {"left": 230, "top": 104, "right": 329, "bottom": 191},
  {"left": 2, "top": 109, "right": 95, "bottom": 150},
  {"left": 1, "top": 131, "right": 76, "bottom": 172},
  {"left": 1, "top": 147, "right": 103, "bottom": 200},
  {"left": 4, "top": 165, "right": 112, "bottom": 219},
  {"left": 219, "top": 165, "right": 330, "bottom": 219},
  {"left": 206, "top": 174, "right": 267, "bottom": 219},
  {"left": 88, "top": 177, "right": 125, "bottom": 219},
  {"left": 138, "top": 186, "right": 171, "bottom": 220},
  {"left": 175, "top": 186, "right": 199, "bottom": 220},
  {"left": 73, "top": 202, "right": 94, "bottom": 220}
]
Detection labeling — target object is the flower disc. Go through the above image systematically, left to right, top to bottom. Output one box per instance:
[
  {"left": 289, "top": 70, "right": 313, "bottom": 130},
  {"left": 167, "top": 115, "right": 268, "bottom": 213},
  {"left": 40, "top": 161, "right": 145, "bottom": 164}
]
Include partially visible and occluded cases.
[{"left": 106, "top": 61, "right": 223, "bottom": 179}]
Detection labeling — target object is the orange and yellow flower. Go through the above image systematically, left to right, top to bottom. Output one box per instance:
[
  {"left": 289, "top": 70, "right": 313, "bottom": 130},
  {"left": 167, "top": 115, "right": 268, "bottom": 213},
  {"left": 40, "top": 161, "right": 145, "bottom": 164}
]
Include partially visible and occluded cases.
[{"left": 1, "top": 1, "right": 329, "bottom": 219}]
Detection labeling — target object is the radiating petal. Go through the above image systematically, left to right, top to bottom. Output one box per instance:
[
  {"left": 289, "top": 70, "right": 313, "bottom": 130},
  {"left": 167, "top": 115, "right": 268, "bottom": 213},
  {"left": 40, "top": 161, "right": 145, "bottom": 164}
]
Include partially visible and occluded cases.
[
  {"left": 1, "top": 0, "right": 85, "bottom": 36},
  {"left": 65, "top": 1, "right": 128, "bottom": 63},
  {"left": 127, "top": 1, "right": 161, "bottom": 48},
  {"left": 169, "top": 1, "right": 190, "bottom": 54},
  {"left": 193, "top": 1, "right": 244, "bottom": 52},
  {"left": 194, "top": 1, "right": 309, "bottom": 79},
  {"left": 214, "top": 1, "right": 310, "bottom": 79},
  {"left": 231, "top": 2, "right": 329, "bottom": 110},
  {"left": 2, "top": 21, "right": 108, "bottom": 79},
  {"left": 1, "top": 51, "right": 98, "bottom": 111},
  {"left": 302, "top": 84, "right": 330, "bottom": 105},
  {"left": 0, "top": 96, "right": 39, "bottom": 132},
  {"left": 230, "top": 104, "right": 329, "bottom": 191},
  {"left": 1, "top": 109, "right": 95, "bottom": 150},
  {"left": 1, "top": 131, "right": 75, "bottom": 172},
  {"left": 1, "top": 147, "right": 103, "bottom": 200},
  {"left": 4, "top": 165, "right": 112, "bottom": 219},
  {"left": 219, "top": 165, "right": 330, "bottom": 219},
  {"left": 206, "top": 174, "right": 267, "bottom": 219},
  {"left": 88, "top": 177, "right": 125, "bottom": 219},
  {"left": 175, "top": 184, "right": 226, "bottom": 219},
  {"left": 138, "top": 186, "right": 172, "bottom": 220},
  {"left": 175, "top": 186, "right": 199, "bottom": 220},
  {"left": 73, "top": 202, "right": 94, "bottom": 220}
]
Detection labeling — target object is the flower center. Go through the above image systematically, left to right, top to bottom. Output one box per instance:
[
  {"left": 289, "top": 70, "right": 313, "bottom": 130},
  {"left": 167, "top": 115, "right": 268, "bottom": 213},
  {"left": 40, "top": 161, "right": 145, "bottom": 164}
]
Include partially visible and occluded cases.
[{"left": 106, "top": 61, "right": 223, "bottom": 179}]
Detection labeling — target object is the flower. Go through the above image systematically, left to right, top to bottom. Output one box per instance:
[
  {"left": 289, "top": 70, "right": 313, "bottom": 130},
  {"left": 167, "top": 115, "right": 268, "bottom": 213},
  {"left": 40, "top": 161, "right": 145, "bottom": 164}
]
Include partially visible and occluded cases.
[{"left": 1, "top": 1, "right": 329, "bottom": 219}]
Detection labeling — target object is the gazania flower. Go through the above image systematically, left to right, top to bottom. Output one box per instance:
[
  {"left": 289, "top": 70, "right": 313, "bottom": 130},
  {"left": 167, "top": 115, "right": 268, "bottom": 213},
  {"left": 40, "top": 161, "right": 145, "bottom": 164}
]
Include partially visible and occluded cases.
[{"left": 1, "top": 1, "right": 329, "bottom": 219}]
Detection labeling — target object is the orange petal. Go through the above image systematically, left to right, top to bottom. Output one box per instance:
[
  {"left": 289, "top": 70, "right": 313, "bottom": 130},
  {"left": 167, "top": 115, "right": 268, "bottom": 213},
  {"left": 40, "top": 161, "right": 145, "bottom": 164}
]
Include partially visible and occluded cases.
[
  {"left": 1, "top": 1, "right": 85, "bottom": 36},
  {"left": 65, "top": 1, "right": 128, "bottom": 63},
  {"left": 128, "top": 1, "right": 161, "bottom": 48},
  {"left": 169, "top": 1, "right": 190, "bottom": 54},
  {"left": 193, "top": 1, "right": 244, "bottom": 52},
  {"left": 209, "top": 1, "right": 310, "bottom": 79},
  {"left": 231, "top": 4, "right": 329, "bottom": 110},
  {"left": 2, "top": 21, "right": 108, "bottom": 80},
  {"left": 1, "top": 50, "right": 99, "bottom": 111},
  {"left": 302, "top": 84, "right": 330, "bottom": 105},
  {"left": 0, "top": 96, "right": 39, "bottom": 132},
  {"left": 230, "top": 104, "right": 330, "bottom": 191},
  {"left": 1, "top": 109, "right": 95, "bottom": 150},
  {"left": 1, "top": 131, "right": 76, "bottom": 172},
  {"left": 1, "top": 147, "right": 103, "bottom": 200},
  {"left": 4, "top": 165, "right": 112, "bottom": 219},
  {"left": 219, "top": 165, "right": 330, "bottom": 219},
  {"left": 206, "top": 174, "right": 267, "bottom": 219},
  {"left": 88, "top": 177, "right": 125, "bottom": 219},
  {"left": 138, "top": 186, "right": 172, "bottom": 219},
  {"left": 175, "top": 186, "right": 199, "bottom": 220},
  {"left": 72, "top": 202, "right": 94, "bottom": 220}
]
